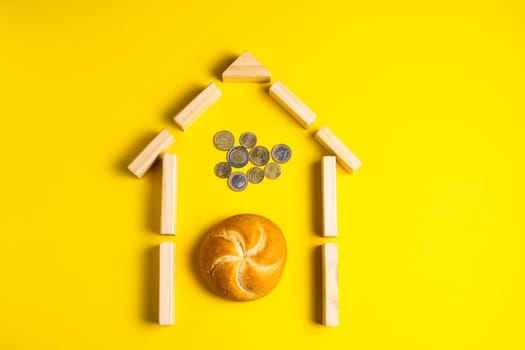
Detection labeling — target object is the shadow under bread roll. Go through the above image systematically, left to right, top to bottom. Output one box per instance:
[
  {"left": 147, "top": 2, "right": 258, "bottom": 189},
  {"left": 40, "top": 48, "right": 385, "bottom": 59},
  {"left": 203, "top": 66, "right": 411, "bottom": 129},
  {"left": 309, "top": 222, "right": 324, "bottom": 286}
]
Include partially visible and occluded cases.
[{"left": 199, "top": 214, "right": 287, "bottom": 301}]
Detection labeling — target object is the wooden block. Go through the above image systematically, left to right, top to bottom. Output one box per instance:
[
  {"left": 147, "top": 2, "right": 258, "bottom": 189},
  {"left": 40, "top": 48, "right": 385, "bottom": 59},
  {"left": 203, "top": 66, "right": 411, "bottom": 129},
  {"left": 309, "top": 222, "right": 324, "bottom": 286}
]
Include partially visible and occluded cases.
[
  {"left": 222, "top": 51, "right": 271, "bottom": 83},
  {"left": 269, "top": 81, "right": 316, "bottom": 128},
  {"left": 173, "top": 83, "right": 221, "bottom": 131},
  {"left": 314, "top": 126, "right": 362, "bottom": 173},
  {"left": 127, "top": 129, "right": 174, "bottom": 179},
  {"left": 161, "top": 154, "right": 177, "bottom": 235},
  {"left": 322, "top": 156, "right": 338, "bottom": 237},
  {"left": 159, "top": 242, "right": 175, "bottom": 326},
  {"left": 322, "top": 243, "right": 338, "bottom": 327}
]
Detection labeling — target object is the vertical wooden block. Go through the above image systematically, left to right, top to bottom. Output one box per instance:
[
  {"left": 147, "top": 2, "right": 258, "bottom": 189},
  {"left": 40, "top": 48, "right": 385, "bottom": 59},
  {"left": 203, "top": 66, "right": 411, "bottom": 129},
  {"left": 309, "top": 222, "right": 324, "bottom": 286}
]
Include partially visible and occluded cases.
[
  {"left": 222, "top": 51, "right": 271, "bottom": 83},
  {"left": 269, "top": 80, "right": 316, "bottom": 128},
  {"left": 173, "top": 83, "right": 221, "bottom": 131},
  {"left": 315, "top": 126, "right": 362, "bottom": 173},
  {"left": 127, "top": 129, "right": 174, "bottom": 179},
  {"left": 161, "top": 154, "right": 177, "bottom": 235},
  {"left": 322, "top": 156, "right": 338, "bottom": 237},
  {"left": 159, "top": 242, "right": 175, "bottom": 326},
  {"left": 322, "top": 243, "right": 338, "bottom": 327}
]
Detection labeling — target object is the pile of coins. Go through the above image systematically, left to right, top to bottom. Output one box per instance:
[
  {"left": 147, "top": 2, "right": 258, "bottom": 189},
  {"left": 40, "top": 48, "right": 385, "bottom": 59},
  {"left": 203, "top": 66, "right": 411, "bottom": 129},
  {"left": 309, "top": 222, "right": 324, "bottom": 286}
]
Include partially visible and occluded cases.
[{"left": 213, "top": 130, "right": 292, "bottom": 191}]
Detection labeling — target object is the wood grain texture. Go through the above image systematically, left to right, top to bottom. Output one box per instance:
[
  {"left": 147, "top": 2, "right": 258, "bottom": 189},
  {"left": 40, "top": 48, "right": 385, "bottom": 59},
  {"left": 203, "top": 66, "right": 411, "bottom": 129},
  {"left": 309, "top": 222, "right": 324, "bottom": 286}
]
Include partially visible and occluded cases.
[
  {"left": 222, "top": 51, "right": 271, "bottom": 83},
  {"left": 269, "top": 80, "right": 316, "bottom": 128},
  {"left": 173, "top": 83, "right": 221, "bottom": 131},
  {"left": 315, "top": 126, "right": 362, "bottom": 173},
  {"left": 127, "top": 129, "right": 174, "bottom": 179},
  {"left": 161, "top": 154, "right": 177, "bottom": 235},
  {"left": 322, "top": 156, "right": 338, "bottom": 237},
  {"left": 159, "top": 242, "right": 175, "bottom": 326},
  {"left": 322, "top": 243, "right": 338, "bottom": 327}
]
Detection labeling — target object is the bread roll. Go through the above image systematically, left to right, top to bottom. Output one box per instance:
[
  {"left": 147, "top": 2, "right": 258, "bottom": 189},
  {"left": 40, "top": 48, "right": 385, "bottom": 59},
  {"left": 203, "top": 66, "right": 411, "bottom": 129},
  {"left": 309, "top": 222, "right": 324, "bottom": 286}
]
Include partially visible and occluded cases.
[{"left": 199, "top": 214, "right": 287, "bottom": 301}]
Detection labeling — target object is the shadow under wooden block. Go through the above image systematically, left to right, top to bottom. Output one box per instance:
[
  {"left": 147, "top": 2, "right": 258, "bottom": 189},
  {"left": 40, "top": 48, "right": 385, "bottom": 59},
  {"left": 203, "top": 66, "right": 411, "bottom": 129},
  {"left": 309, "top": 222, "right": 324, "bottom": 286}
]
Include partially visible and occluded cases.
[
  {"left": 212, "top": 54, "right": 240, "bottom": 81},
  {"left": 146, "top": 158, "right": 163, "bottom": 233},
  {"left": 310, "top": 161, "right": 323, "bottom": 237},
  {"left": 142, "top": 245, "right": 160, "bottom": 323},
  {"left": 311, "top": 245, "right": 323, "bottom": 324}
]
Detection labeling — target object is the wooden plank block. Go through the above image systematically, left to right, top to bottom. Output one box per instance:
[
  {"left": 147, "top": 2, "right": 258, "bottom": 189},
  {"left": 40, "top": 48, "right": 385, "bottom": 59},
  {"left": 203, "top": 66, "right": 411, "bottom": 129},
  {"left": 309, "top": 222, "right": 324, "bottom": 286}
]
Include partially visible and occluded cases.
[
  {"left": 222, "top": 51, "right": 271, "bottom": 83},
  {"left": 269, "top": 80, "right": 316, "bottom": 128},
  {"left": 173, "top": 83, "right": 221, "bottom": 131},
  {"left": 314, "top": 126, "right": 362, "bottom": 173},
  {"left": 128, "top": 129, "right": 174, "bottom": 179},
  {"left": 161, "top": 154, "right": 177, "bottom": 235},
  {"left": 322, "top": 156, "right": 338, "bottom": 237},
  {"left": 159, "top": 242, "right": 175, "bottom": 326},
  {"left": 322, "top": 243, "right": 338, "bottom": 327}
]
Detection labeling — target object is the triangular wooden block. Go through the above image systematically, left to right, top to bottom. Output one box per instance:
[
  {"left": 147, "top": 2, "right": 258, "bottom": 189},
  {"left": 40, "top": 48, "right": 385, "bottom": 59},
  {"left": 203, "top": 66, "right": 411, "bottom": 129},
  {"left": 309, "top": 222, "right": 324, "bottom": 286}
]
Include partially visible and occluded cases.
[{"left": 222, "top": 51, "right": 271, "bottom": 83}]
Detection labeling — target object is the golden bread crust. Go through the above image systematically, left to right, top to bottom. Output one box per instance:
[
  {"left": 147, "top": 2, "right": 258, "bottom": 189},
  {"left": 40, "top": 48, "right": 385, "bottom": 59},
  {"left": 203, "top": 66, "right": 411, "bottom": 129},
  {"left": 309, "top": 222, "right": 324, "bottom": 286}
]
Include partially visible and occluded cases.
[{"left": 199, "top": 214, "right": 287, "bottom": 301}]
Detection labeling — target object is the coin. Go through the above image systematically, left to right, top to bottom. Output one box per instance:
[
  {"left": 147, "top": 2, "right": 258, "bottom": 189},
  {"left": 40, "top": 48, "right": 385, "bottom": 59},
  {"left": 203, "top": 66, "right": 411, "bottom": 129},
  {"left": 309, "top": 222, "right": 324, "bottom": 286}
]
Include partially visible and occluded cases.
[
  {"left": 213, "top": 130, "right": 235, "bottom": 151},
  {"left": 239, "top": 132, "right": 257, "bottom": 148},
  {"left": 271, "top": 144, "right": 292, "bottom": 163},
  {"left": 227, "top": 146, "right": 250, "bottom": 168},
  {"left": 249, "top": 146, "right": 270, "bottom": 166},
  {"left": 214, "top": 162, "right": 232, "bottom": 179},
  {"left": 264, "top": 163, "right": 281, "bottom": 180},
  {"left": 247, "top": 167, "right": 264, "bottom": 184},
  {"left": 228, "top": 172, "right": 248, "bottom": 192}
]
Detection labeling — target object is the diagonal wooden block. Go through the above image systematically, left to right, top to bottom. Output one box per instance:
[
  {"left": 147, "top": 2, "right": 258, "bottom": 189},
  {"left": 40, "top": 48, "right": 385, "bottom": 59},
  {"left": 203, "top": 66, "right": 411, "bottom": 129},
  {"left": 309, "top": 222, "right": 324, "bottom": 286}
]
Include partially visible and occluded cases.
[
  {"left": 222, "top": 51, "right": 271, "bottom": 83},
  {"left": 269, "top": 81, "right": 316, "bottom": 128},
  {"left": 173, "top": 83, "right": 221, "bottom": 131},
  {"left": 315, "top": 126, "right": 362, "bottom": 173},
  {"left": 127, "top": 129, "right": 174, "bottom": 179},
  {"left": 322, "top": 243, "right": 338, "bottom": 327}
]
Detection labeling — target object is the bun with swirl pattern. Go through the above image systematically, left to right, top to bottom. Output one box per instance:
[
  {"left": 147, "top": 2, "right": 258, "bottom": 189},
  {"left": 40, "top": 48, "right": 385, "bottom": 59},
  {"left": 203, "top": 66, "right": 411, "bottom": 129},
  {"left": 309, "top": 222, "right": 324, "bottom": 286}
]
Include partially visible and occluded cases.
[{"left": 199, "top": 214, "right": 287, "bottom": 301}]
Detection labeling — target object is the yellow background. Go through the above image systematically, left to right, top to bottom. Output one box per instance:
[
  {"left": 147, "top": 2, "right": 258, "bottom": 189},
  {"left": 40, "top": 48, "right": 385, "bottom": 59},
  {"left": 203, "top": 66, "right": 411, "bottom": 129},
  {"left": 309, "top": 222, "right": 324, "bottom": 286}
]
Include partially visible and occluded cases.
[{"left": 0, "top": 0, "right": 524, "bottom": 349}]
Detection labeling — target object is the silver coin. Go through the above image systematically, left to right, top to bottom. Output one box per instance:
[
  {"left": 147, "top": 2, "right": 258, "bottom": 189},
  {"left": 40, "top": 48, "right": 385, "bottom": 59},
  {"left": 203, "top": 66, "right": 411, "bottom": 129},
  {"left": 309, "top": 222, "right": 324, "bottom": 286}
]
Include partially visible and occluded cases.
[
  {"left": 213, "top": 130, "right": 235, "bottom": 151},
  {"left": 239, "top": 132, "right": 257, "bottom": 148},
  {"left": 271, "top": 144, "right": 292, "bottom": 163},
  {"left": 227, "top": 146, "right": 250, "bottom": 168},
  {"left": 249, "top": 146, "right": 270, "bottom": 166},
  {"left": 214, "top": 162, "right": 232, "bottom": 179},
  {"left": 264, "top": 163, "right": 281, "bottom": 180},
  {"left": 247, "top": 167, "right": 264, "bottom": 184},
  {"left": 228, "top": 172, "right": 248, "bottom": 192}
]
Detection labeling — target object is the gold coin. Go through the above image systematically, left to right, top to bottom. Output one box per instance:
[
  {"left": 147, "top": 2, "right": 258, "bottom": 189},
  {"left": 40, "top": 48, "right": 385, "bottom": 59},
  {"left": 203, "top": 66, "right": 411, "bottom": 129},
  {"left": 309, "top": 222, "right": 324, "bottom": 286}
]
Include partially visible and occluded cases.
[
  {"left": 213, "top": 130, "right": 235, "bottom": 151},
  {"left": 239, "top": 132, "right": 257, "bottom": 148},
  {"left": 249, "top": 146, "right": 270, "bottom": 166},
  {"left": 214, "top": 162, "right": 232, "bottom": 179},
  {"left": 264, "top": 163, "right": 281, "bottom": 180},
  {"left": 247, "top": 167, "right": 264, "bottom": 184}
]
